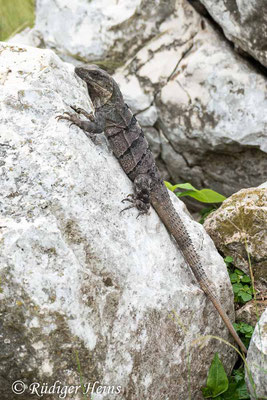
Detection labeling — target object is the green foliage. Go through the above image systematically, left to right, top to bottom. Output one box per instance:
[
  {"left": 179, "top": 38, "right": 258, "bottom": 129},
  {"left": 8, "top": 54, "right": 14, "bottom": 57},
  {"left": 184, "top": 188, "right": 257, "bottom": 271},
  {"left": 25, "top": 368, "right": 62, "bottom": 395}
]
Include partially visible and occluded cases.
[
  {"left": 0, "top": 0, "right": 35, "bottom": 41},
  {"left": 164, "top": 181, "right": 226, "bottom": 203},
  {"left": 164, "top": 182, "right": 196, "bottom": 192},
  {"left": 199, "top": 206, "right": 217, "bottom": 224},
  {"left": 224, "top": 256, "right": 234, "bottom": 266},
  {"left": 224, "top": 257, "right": 253, "bottom": 304},
  {"left": 232, "top": 282, "right": 253, "bottom": 303},
  {"left": 233, "top": 322, "right": 254, "bottom": 348},
  {"left": 202, "top": 353, "right": 228, "bottom": 398},
  {"left": 202, "top": 354, "right": 250, "bottom": 399},
  {"left": 225, "top": 367, "right": 250, "bottom": 400}
]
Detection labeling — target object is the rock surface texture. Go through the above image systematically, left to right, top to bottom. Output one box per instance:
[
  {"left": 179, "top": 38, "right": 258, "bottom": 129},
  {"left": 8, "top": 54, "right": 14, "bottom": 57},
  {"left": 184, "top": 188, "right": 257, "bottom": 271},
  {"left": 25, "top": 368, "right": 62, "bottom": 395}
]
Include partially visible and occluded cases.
[
  {"left": 9, "top": 0, "right": 267, "bottom": 197},
  {"left": 9, "top": 0, "right": 176, "bottom": 67},
  {"left": 198, "top": 0, "right": 267, "bottom": 68},
  {"left": 113, "top": 6, "right": 267, "bottom": 197},
  {"left": 0, "top": 43, "right": 236, "bottom": 400},
  {"left": 204, "top": 186, "right": 267, "bottom": 292},
  {"left": 236, "top": 300, "right": 267, "bottom": 327},
  {"left": 245, "top": 308, "right": 267, "bottom": 399}
]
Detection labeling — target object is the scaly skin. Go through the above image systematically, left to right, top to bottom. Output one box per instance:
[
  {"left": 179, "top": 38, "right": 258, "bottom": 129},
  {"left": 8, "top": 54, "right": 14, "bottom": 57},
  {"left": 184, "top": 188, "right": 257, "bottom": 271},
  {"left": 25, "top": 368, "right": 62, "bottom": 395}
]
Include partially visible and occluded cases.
[{"left": 57, "top": 65, "right": 247, "bottom": 354}]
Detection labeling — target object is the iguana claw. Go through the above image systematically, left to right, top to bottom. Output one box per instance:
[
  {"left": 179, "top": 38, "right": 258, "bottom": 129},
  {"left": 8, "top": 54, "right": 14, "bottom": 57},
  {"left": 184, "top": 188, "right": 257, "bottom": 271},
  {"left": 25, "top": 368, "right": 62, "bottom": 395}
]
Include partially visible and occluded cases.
[
  {"left": 70, "top": 105, "right": 95, "bottom": 121},
  {"left": 56, "top": 112, "right": 83, "bottom": 129}
]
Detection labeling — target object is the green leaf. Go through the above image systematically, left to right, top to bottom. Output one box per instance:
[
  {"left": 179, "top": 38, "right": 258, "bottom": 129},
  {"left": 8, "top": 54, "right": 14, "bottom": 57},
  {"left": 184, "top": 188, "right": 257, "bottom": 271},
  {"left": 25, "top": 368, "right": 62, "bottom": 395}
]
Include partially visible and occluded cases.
[
  {"left": 164, "top": 181, "right": 176, "bottom": 192},
  {"left": 164, "top": 181, "right": 197, "bottom": 192},
  {"left": 164, "top": 182, "right": 226, "bottom": 203},
  {"left": 173, "top": 182, "right": 197, "bottom": 191},
  {"left": 178, "top": 188, "right": 226, "bottom": 203},
  {"left": 176, "top": 189, "right": 198, "bottom": 198},
  {"left": 199, "top": 206, "right": 216, "bottom": 224},
  {"left": 224, "top": 256, "right": 233, "bottom": 264},
  {"left": 234, "top": 269, "right": 244, "bottom": 275},
  {"left": 230, "top": 273, "right": 238, "bottom": 283},
  {"left": 241, "top": 275, "right": 251, "bottom": 283},
  {"left": 232, "top": 283, "right": 243, "bottom": 293},
  {"left": 243, "top": 285, "right": 252, "bottom": 294},
  {"left": 239, "top": 292, "right": 252, "bottom": 302},
  {"left": 233, "top": 322, "right": 239, "bottom": 331},
  {"left": 233, "top": 322, "right": 254, "bottom": 345},
  {"left": 243, "top": 325, "right": 253, "bottom": 333},
  {"left": 202, "top": 353, "right": 229, "bottom": 398},
  {"left": 233, "top": 368, "right": 244, "bottom": 383},
  {"left": 219, "top": 376, "right": 250, "bottom": 399},
  {"left": 235, "top": 380, "right": 250, "bottom": 399},
  {"left": 219, "top": 382, "right": 240, "bottom": 400},
  {"left": 202, "top": 387, "right": 214, "bottom": 398}
]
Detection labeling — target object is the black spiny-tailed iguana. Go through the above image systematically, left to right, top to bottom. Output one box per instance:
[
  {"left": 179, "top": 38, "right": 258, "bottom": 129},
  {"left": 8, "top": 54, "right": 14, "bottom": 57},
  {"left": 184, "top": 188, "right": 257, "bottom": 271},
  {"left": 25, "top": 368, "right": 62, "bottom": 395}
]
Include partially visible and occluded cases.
[{"left": 57, "top": 64, "right": 247, "bottom": 354}]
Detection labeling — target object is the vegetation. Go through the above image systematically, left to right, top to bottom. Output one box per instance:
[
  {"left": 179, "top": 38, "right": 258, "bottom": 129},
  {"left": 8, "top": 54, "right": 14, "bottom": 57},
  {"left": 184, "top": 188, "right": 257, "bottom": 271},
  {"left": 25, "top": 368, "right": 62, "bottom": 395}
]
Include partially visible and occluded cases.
[
  {"left": 0, "top": 0, "right": 35, "bottom": 41},
  {"left": 164, "top": 181, "right": 226, "bottom": 203},
  {"left": 165, "top": 182, "right": 258, "bottom": 399},
  {"left": 199, "top": 206, "right": 217, "bottom": 224},
  {"left": 201, "top": 255, "right": 257, "bottom": 399},
  {"left": 223, "top": 256, "right": 255, "bottom": 350},
  {"left": 225, "top": 256, "right": 253, "bottom": 304},
  {"left": 233, "top": 322, "right": 254, "bottom": 349},
  {"left": 202, "top": 353, "right": 250, "bottom": 399}
]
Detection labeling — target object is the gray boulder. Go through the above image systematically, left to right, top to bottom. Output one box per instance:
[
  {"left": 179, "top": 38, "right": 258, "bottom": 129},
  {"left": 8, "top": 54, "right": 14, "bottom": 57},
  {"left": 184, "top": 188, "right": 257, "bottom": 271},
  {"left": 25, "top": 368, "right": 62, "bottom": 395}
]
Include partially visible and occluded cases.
[
  {"left": 9, "top": 0, "right": 267, "bottom": 197},
  {"left": 9, "top": 0, "right": 176, "bottom": 66},
  {"left": 198, "top": 0, "right": 267, "bottom": 68},
  {"left": 114, "top": 2, "right": 267, "bottom": 196},
  {"left": 0, "top": 42, "right": 236, "bottom": 400},
  {"left": 204, "top": 186, "right": 267, "bottom": 291},
  {"left": 245, "top": 308, "right": 267, "bottom": 399}
]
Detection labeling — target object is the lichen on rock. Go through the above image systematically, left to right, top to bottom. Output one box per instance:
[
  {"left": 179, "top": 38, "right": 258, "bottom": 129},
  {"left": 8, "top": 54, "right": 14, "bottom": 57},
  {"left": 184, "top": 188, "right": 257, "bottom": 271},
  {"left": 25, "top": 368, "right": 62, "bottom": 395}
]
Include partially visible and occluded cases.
[{"left": 204, "top": 186, "right": 267, "bottom": 291}]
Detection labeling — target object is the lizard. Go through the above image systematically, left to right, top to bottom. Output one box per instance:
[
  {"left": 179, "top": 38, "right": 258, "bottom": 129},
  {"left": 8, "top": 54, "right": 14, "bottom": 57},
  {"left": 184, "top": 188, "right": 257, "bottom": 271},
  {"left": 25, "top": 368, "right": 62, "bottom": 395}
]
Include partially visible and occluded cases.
[{"left": 57, "top": 64, "right": 247, "bottom": 354}]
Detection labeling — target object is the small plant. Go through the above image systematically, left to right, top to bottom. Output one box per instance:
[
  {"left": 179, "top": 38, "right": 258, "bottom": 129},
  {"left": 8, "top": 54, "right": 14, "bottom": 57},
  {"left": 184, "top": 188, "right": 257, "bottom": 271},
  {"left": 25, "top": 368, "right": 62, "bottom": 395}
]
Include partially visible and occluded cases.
[
  {"left": 164, "top": 181, "right": 226, "bottom": 203},
  {"left": 164, "top": 181, "right": 225, "bottom": 223},
  {"left": 199, "top": 206, "right": 217, "bottom": 224},
  {"left": 224, "top": 257, "right": 253, "bottom": 304},
  {"left": 233, "top": 322, "right": 254, "bottom": 349},
  {"left": 202, "top": 353, "right": 250, "bottom": 399},
  {"left": 202, "top": 353, "right": 228, "bottom": 398}
]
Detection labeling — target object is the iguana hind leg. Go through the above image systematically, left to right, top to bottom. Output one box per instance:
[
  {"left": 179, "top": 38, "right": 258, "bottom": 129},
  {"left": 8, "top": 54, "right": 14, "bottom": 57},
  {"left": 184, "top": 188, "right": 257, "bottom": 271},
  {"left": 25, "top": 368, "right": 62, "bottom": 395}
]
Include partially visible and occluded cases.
[{"left": 121, "top": 174, "right": 152, "bottom": 217}]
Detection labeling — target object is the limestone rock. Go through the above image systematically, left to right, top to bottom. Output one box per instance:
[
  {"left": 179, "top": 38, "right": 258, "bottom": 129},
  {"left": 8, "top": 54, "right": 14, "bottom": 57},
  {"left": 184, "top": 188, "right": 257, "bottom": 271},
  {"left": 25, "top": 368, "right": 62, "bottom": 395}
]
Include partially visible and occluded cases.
[
  {"left": 9, "top": 0, "right": 176, "bottom": 66},
  {"left": 9, "top": 0, "right": 267, "bottom": 197},
  {"left": 198, "top": 0, "right": 267, "bottom": 68},
  {"left": 114, "top": 2, "right": 267, "bottom": 196},
  {"left": 0, "top": 42, "right": 236, "bottom": 400},
  {"left": 204, "top": 186, "right": 267, "bottom": 290},
  {"left": 236, "top": 300, "right": 267, "bottom": 327},
  {"left": 245, "top": 308, "right": 267, "bottom": 399}
]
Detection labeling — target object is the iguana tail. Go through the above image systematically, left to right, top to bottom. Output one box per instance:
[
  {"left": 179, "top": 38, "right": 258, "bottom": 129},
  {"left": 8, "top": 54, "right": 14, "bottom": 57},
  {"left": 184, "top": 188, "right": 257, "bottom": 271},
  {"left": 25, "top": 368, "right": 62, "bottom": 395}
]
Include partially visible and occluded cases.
[{"left": 151, "top": 184, "right": 247, "bottom": 354}]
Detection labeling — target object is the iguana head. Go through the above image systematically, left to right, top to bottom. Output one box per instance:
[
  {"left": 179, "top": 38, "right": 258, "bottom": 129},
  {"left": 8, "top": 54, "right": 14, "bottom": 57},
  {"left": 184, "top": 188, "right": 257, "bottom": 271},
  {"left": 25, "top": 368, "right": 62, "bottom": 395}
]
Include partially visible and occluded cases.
[{"left": 75, "top": 65, "right": 115, "bottom": 108}]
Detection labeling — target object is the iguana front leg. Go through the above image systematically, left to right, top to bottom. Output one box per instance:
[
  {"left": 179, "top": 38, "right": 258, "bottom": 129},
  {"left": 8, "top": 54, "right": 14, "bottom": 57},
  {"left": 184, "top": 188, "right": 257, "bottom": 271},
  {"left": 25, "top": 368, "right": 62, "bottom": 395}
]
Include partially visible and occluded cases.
[
  {"left": 70, "top": 105, "right": 95, "bottom": 121},
  {"left": 56, "top": 108, "right": 106, "bottom": 139},
  {"left": 121, "top": 174, "right": 152, "bottom": 217}
]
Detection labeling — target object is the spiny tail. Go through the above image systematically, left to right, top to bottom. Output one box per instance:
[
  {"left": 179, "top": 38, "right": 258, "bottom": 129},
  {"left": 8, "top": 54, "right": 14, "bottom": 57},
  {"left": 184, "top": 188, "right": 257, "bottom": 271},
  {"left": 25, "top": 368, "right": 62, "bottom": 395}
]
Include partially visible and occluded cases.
[{"left": 151, "top": 185, "right": 247, "bottom": 354}]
